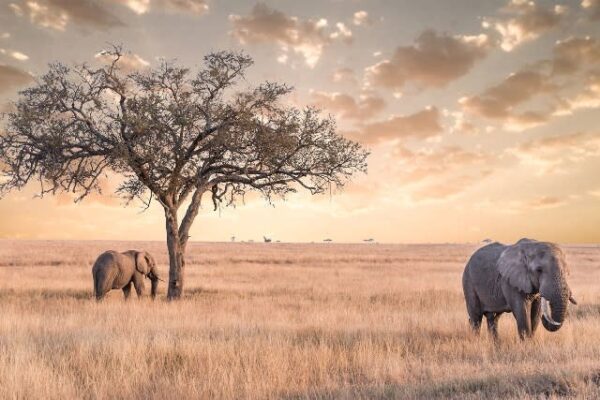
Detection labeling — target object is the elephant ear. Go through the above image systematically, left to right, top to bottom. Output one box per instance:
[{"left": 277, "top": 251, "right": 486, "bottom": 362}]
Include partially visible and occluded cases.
[
  {"left": 497, "top": 244, "right": 533, "bottom": 294},
  {"left": 135, "top": 251, "right": 149, "bottom": 275}
]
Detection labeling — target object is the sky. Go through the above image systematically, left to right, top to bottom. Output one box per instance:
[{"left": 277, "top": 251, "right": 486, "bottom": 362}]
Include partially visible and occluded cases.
[{"left": 0, "top": 0, "right": 599, "bottom": 243}]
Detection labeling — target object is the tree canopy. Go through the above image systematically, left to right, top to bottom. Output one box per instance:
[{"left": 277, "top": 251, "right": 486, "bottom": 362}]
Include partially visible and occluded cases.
[{"left": 0, "top": 47, "right": 369, "bottom": 299}]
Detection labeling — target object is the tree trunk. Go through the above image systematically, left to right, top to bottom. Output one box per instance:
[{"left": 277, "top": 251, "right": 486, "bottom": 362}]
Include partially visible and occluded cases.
[{"left": 165, "top": 208, "right": 185, "bottom": 300}]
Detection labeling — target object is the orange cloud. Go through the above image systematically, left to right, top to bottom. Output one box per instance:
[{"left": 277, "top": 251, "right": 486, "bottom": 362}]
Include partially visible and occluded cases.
[
  {"left": 9, "top": 0, "right": 124, "bottom": 31},
  {"left": 114, "top": 0, "right": 209, "bottom": 15},
  {"left": 483, "top": 0, "right": 566, "bottom": 52},
  {"left": 582, "top": 0, "right": 600, "bottom": 20},
  {"left": 229, "top": 3, "right": 351, "bottom": 67},
  {"left": 352, "top": 11, "right": 370, "bottom": 26},
  {"left": 365, "top": 30, "right": 490, "bottom": 90},
  {"left": 462, "top": 37, "right": 600, "bottom": 130},
  {"left": 551, "top": 37, "right": 600, "bottom": 75},
  {"left": 94, "top": 50, "right": 150, "bottom": 72},
  {"left": 0, "top": 64, "right": 33, "bottom": 94},
  {"left": 331, "top": 67, "right": 357, "bottom": 85},
  {"left": 460, "top": 70, "right": 553, "bottom": 120},
  {"left": 554, "top": 71, "right": 600, "bottom": 115},
  {"left": 310, "top": 91, "right": 385, "bottom": 121},
  {"left": 348, "top": 107, "right": 442, "bottom": 144},
  {"left": 509, "top": 132, "right": 600, "bottom": 174},
  {"left": 396, "top": 145, "right": 491, "bottom": 182},
  {"left": 394, "top": 146, "right": 494, "bottom": 202},
  {"left": 409, "top": 172, "right": 492, "bottom": 202}
]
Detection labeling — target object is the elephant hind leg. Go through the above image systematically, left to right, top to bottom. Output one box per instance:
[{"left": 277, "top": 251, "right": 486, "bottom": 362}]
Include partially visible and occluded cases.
[
  {"left": 464, "top": 280, "right": 483, "bottom": 334},
  {"left": 123, "top": 282, "right": 133, "bottom": 300}
]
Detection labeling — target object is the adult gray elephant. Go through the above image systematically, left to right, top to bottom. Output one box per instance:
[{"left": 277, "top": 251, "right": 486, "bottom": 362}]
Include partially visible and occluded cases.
[
  {"left": 462, "top": 238, "right": 577, "bottom": 340},
  {"left": 92, "top": 250, "right": 161, "bottom": 300}
]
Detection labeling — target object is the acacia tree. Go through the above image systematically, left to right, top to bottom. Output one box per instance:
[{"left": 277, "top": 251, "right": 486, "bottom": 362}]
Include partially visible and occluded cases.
[{"left": 0, "top": 47, "right": 368, "bottom": 299}]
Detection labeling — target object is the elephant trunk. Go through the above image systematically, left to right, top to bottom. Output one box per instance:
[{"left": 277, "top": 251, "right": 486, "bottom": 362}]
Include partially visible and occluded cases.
[{"left": 540, "top": 277, "right": 569, "bottom": 332}]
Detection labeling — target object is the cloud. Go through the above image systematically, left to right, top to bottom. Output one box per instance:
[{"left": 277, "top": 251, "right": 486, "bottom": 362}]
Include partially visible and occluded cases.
[
  {"left": 9, "top": 0, "right": 124, "bottom": 31},
  {"left": 114, "top": 0, "right": 209, "bottom": 15},
  {"left": 483, "top": 0, "right": 566, "bottom": 52},
  {"left": 582, "top": 0, "right": 600, "bottom": 20},
  {"left": 229, "top": 3, "right": 351, "bottom": 67},
  {"left": 353, "top": 11, "right": 370, "bottom": 26},
  {"left": 329, "top": 22, "right": 353, "bottom": 43},
  {"left": 365, "top": 30, "right": 490, "bottom": 90},
  {"left": 551, "top": 36, "right": 600, "bottom": 75},
  {"left": 461, "top": 37, "right": 600, "bottom": 130},
  {"left": 0, "top": 49, "right": 29, "bottom": 61},
  {"left": 94, "top": 50, "right": 150, "bottom": 72},
  {"left": 0, "top": 64, "right": 33, "bottom": 94},
  {"left": 331, "top": 67, "right": 356, "bottom": 85},
  {"left": 460, "top": 69, "right": 555, "bottom": 131},
  {"left": 553, "top": 71, "right": 600, "bottom": 115},
  {"left": 310, "top": 91, "right": 385, "bottom": 121},
  {"left": 348, "top": 107, "right": 443, "bottom": 144},
  {"left": 508, "top": 131, "right": 600, "bottom": 174},
  {"left": 394, "top": 145, "right": 494, "bottom": 202},
  {"left": 397, "top": 145, "right": 491, "bottom": 182},
  {"left": 409, "top": 172, "right": 491, "bottom": 202},
  {"left": 496, "top": 195, "right": 570, "bottom": 214},
  {"left": 523, "top": 196, "right": 566, "bottom": 209}
]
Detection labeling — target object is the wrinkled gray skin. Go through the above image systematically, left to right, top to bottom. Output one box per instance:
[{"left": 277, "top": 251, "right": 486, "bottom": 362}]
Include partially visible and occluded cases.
[
  {"left": 462, "top": 238, "right": 576, "bottom": 340},
  {"left": 92, "top": 250, "right": 160, "bottom": 300}
]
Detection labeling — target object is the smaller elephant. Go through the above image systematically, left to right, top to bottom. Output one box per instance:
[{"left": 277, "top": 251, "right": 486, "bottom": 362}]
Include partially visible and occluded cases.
[
  {"left": 462, "top": 238, "right": 577, "bottom": 340},
  {"left": 92, "top": 250, "right": 160, "bottom": 300}
]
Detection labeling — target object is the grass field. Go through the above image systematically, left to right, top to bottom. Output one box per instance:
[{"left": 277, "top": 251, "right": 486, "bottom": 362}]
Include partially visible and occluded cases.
[{"left": 0, "top": 240, "right": 598, "bottom": 399}]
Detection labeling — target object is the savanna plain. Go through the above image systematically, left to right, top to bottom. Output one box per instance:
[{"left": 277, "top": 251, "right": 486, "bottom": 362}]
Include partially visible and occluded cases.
[{"left": 0, "top": 240, "right": 598, "bottom": 399}]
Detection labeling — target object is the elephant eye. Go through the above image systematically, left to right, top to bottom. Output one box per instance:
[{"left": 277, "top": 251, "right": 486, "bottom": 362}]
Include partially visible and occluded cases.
[{"left": 535, "top": 266, "right": 543, "bottom": 273}]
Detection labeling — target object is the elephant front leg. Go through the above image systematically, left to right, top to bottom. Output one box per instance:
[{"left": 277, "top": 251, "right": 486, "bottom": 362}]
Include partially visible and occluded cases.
[
  {"left": 132, "top": 273, "right": 146, "bottom": 299},
  {"left": 122, "top": 282, "right": 133, "bottom": 300},
  {"left": 511, "top": 300, "right": 532, "bottom": 340}
]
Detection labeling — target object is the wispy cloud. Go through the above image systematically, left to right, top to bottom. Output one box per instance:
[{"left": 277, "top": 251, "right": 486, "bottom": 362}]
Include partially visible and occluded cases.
[
  {"left": 9, "top": 0, "right": 124, "bottom": 31},
  {"left": 115, "top": 0, "right": 209, "bottom": 15},
  {"left": 483, "top": 0, "right": 567, "bottom": 52},
  {"left": 582, "top": 0, "right": 600, "bottom": 20},
  {"left": 229, "top": 3, "right": 352, "bottom": 67},
  {"left": 352, "top": 11, "right": 370, "bottom": 26},
  {"left": 365, "top": 30, "right": 490, "bottom": 90},
  {"left": 0, "top": 49, "right": 29, "bottom": 61},
  {"left": 95, "top": 50, "right": 150, "bottom": 72},
  {"left": 0, "top": 64, "right": 33, "bottom": 94},
  {"left": 459, "top": 69, "right": 554, "bottom": 131},
  {"left": 310, "top": 91, "right": 385, "bottom": 121},
  {"left": 348, "top": 107, "right": 443, "bottom": 144},
  {"left": 508, "top": 132, "right": 600, "bottom": 175}
]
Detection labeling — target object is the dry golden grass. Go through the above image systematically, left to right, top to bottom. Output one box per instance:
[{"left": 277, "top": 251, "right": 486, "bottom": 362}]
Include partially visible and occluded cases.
[{"left": 0, "top": 240, "right": 598, "bottom": 399}]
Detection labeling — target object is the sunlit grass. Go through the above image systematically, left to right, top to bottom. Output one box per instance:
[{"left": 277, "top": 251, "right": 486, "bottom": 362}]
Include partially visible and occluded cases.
[{"left": 0, "top": 240, "right": 598, "bottom": 399}]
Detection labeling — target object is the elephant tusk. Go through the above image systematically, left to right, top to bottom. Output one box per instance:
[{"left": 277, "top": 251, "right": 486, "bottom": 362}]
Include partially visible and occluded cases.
[
  {"left": 569, "top": 295, "right": 578, "bottom": 305},
  {"left": 541, "top": 297, "right": 562, "bottom": 326}
]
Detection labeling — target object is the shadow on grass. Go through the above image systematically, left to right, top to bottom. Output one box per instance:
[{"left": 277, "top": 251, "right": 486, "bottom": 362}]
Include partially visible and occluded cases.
[
  {"left": 0, "top": 288, "right": 92, "bottom": 301},
  {"left": 572, "top": 303, "right": 600, "bottom": 320},
  {"left": 282, "top": 370, "right": 600, "bottom": 399}
]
